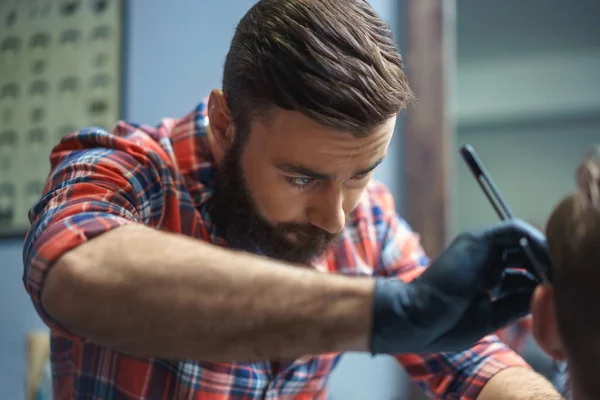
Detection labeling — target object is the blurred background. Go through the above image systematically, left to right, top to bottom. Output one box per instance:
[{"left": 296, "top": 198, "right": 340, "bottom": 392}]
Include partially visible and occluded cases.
[{"left": 1, "top": 0, "right": 599, "bottom": 398}]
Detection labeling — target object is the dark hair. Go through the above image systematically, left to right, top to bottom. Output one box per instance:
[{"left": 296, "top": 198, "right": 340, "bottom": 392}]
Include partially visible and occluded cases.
[
  {"left": 222, "top": 0, "right": 414, "bottom": 138},
  {"left": 546, "top": 147, "right": 600, "bottom": 398}
]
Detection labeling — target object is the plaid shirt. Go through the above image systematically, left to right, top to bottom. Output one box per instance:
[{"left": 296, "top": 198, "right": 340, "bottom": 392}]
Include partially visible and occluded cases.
[{"left": 23, "top": 102, "right": 528, "bottom": 399}]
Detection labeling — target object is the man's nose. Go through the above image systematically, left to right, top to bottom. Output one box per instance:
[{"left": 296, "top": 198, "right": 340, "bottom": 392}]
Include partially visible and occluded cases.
[{"left": 307, "top": 186, "right": 346, "bottom": 234}]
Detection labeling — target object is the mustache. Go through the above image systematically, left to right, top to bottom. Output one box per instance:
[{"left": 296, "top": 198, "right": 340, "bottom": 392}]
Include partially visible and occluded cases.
[{"left": 274, "top": 222, "right": 338, "bottom": 242}]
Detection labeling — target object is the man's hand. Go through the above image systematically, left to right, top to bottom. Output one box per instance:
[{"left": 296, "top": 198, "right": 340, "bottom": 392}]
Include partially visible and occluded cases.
[{"left": 370, "top": 219, "right": 548, "bottom": 354}]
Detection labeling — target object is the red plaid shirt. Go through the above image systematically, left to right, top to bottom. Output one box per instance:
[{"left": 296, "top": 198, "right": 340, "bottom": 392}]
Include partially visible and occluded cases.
[{"left": 23, "top": 102, "right": 529, "bottom": 399}]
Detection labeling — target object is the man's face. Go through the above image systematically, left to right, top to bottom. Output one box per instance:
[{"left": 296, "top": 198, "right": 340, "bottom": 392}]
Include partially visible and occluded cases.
[{"left": 209, "top": 94, "right": 395, "bottom": 264}]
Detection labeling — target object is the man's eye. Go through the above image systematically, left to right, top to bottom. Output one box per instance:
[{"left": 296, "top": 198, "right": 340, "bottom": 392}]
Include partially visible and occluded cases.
[{"left": 287, "top": 176, "right": 313, "bottom": 188}]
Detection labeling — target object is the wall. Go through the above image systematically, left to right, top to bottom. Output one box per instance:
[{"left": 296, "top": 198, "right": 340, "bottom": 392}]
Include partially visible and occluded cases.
[
  {"left": 453, "top": 0, "right": 600, "bottom": 380},
  {"left": 453, "top": 0, "right": 600, "bottom": 233},
  {"left": 0, "top": 1, "right": 409, "bottom": 399},
  {"left": 454, "top": 119, "right": 600, "bottom": 233},
  {"left": 0, "top": 240, "right": 48, "bottom": 399}
]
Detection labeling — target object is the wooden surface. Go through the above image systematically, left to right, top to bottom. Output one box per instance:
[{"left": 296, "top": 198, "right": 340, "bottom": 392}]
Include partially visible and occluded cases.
[
  {"left": 403, "top": 0, "right": 456, "bottom": 259},
  {"left": 26, "top": 331, "right": 50, "bottom": 400}
]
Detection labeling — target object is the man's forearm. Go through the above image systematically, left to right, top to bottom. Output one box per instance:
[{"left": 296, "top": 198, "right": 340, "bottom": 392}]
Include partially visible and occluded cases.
[
  {"left": 42, "top": 224, "right": 375, "bottom": 361},
  {"left": 478, "top": 367, "right": 563, "bottom": 400}
]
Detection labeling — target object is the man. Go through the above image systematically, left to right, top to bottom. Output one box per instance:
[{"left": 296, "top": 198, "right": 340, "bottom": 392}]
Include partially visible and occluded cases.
[
  {"left": 23, "top": 0, "right": 560, "bottom": 398},
  {"left": 531, "top": 149, "right": 600, "bottom": 400}
]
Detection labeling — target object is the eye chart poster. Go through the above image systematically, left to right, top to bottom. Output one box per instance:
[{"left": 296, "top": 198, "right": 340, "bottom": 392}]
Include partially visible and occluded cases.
[{"left": 0, "top": 0, "right": 123, "bottom": 237}]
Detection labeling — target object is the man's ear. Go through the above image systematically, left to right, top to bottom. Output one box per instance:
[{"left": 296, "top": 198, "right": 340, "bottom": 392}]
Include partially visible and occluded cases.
[
  {"left": 207, "top": 89, "right": 235, "bottom": 154},
  {"left": 531, "top": 284, "right": 566, "bottom": 361}
]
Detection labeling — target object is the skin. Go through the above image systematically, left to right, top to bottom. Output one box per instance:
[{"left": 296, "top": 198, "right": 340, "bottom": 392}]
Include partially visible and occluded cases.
[
  {"left": 41, "top": 89, "right": 560, "bottom": 398},
  {"left": 208, "top": 89, "right": 393, "bottom": 242},
  {"left": 42, "top": 90, "right": 395, "bottom": 363},
  {"left": 242, "top": 109, "right": 390, "bottom": 235},
  {"left": 531, "top": 280, "right": 586, "bottom": 400},
  {"left": 531, "top": 285, "right": 565, "bottom": 362}
]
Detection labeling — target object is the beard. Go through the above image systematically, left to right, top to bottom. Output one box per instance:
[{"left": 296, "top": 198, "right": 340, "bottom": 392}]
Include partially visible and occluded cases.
[{"left": 209, "top": 136, "right": 339, "bottom": 265}]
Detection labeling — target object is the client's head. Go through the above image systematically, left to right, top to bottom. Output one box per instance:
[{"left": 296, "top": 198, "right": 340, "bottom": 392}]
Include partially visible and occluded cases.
[{"left": 531, "top": 147, "right": 600, "bottom": 400}]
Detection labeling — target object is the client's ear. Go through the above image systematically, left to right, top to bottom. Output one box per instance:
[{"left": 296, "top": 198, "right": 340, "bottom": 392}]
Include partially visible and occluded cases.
[{"left": 531, "top": 285, "right": 566, "bottom": 360}]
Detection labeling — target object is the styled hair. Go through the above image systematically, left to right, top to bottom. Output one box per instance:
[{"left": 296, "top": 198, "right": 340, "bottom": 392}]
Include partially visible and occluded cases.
[
  {"left": 222, "top": 0, "right": 414, "bottom": 138},
  {"left": 545, "top": 146, "right": 600, "bottom": 398}
]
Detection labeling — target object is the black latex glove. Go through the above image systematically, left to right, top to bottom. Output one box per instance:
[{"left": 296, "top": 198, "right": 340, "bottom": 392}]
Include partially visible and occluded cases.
[{"left": 370, "top": 218, "right": 550, "bottom": 355}]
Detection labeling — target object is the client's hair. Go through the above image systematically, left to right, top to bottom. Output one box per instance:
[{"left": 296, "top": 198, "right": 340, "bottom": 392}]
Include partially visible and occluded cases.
[
  {"left": 222, "top": 0, "right": 414, "bottom": 139},
  {"left": 545, "top": 146, "right": 600, "bottom": 398}
]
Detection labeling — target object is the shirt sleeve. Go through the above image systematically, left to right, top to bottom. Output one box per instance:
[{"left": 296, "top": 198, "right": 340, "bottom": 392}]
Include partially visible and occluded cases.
[
  {"left": 22, "top": 126, "right": 168, "bottom": 334},
  {"left": 374, "top": 195, "right": 530, "bottom": 399}
]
